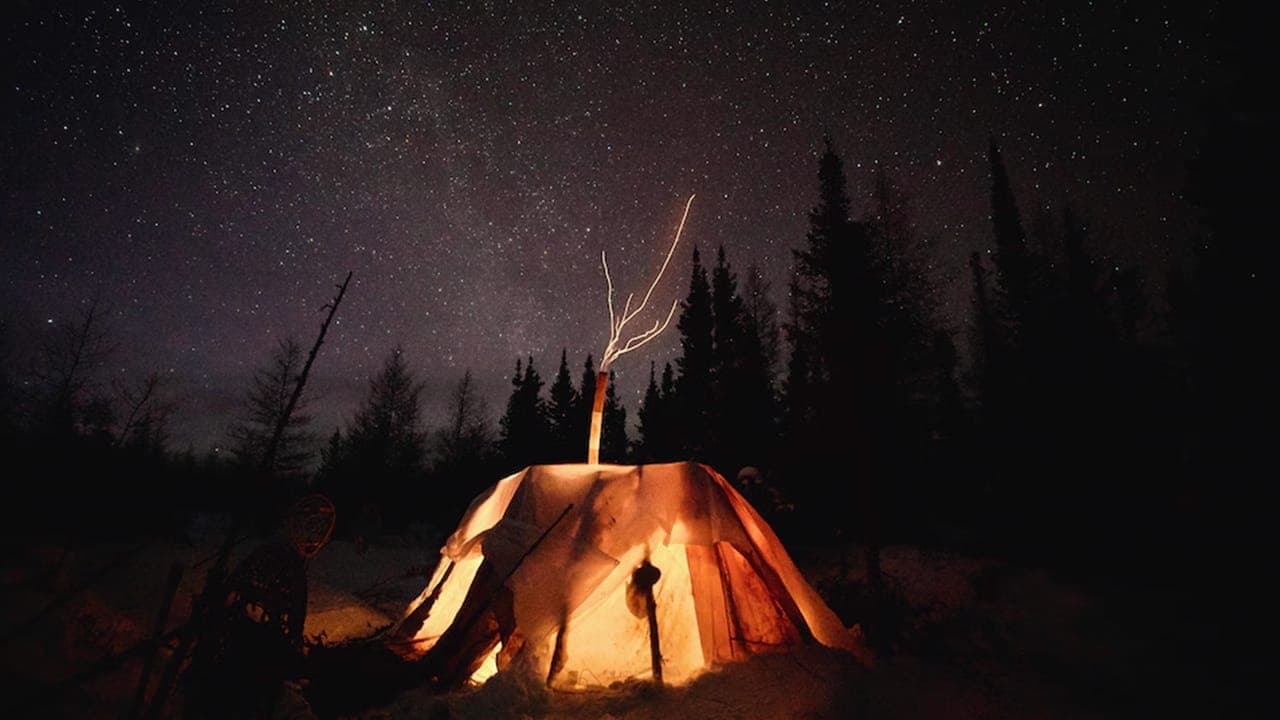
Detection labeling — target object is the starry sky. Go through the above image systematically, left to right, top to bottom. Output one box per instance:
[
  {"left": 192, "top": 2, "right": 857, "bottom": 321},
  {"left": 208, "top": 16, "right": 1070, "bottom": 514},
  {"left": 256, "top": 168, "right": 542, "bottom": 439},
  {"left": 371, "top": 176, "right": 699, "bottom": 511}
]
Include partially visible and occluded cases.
[{"left": 1, "top": 1, "right": 1225, "bottom": 453}]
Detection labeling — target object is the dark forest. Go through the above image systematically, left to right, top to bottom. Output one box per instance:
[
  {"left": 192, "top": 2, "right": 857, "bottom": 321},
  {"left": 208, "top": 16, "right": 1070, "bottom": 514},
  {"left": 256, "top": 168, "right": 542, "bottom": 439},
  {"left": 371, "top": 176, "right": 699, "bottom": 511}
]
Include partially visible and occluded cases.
[{"left": 1, "top": 3, "right": 1272, "bottom": 718}]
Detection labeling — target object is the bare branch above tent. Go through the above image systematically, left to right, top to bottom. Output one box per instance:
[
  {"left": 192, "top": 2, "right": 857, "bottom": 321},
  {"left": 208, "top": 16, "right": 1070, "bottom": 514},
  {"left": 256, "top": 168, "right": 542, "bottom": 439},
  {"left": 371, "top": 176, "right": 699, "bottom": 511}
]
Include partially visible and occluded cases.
[
  {"left": 599, "top": 194, "right": 695, "bottom": 373},
  {"left": 588, "top": 195, "right": 695, "bottom": 464}
]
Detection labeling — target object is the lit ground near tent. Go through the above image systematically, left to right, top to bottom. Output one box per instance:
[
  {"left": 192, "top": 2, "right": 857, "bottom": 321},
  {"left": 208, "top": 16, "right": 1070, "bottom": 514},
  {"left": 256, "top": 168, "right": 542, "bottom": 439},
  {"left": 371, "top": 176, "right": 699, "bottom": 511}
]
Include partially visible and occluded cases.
[{"left": 1, "top": 525, "right": 1246, "bottom": 719}]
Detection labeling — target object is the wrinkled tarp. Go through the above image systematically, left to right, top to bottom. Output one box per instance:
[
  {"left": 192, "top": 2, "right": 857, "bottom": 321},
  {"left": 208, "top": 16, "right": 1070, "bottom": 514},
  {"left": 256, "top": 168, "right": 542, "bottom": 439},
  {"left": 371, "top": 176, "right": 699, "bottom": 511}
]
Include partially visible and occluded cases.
[{"left": 391, "top": 462, "right": 864, "bottom": 689}]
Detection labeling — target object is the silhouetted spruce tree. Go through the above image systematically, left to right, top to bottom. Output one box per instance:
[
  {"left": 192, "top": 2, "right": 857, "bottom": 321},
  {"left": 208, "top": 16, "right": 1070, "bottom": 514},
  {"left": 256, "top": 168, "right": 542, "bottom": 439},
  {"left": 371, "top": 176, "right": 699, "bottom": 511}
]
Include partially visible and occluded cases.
[
  {"left": 787, "top": 136, "right": 945, "bottom": 660},
  {"left": 783, "top": 137, "right": 881, "bottom": 545},
  {"left": 988, "top": 138, "right": 1033, "bottom": 333},
  {"left": 972, "top": 139, "right": 1040, "bottom": 548},
  {"left": 976, "top": 140, "right": 1170, "bottom": 564},
  {"left": 983, "top": 142, "right": 1116, "bottom": 557},
  {"left": 782, "top": 144, "right": 947, "bottom": 661},
  {"left": 866, "top": 165, "right": 949, "bottom": 540},
  {"left": 870, "top": 167, "right": 939, "bottom": 357},
  {"left": 1046, "top": 208, "right": 1119, "bottom": 500},
  {"left": 709, "top": 245, "right": 743, "bottom": 470},
  {"left": 710, "top": 245, "right": 779, "bottom": 479},
  {"left": 674, "top": 246, "right": 714, "bottom": 461},
  {"left": 711, "top": 246, "right": 744, "bottom": 359},
  {"left": 965, "top": 250, "right": 999, "bottom": 537},
  {"left": 967, "top": 251, "right": 996, "bottom": 433},
  {"left": 1095, "top": 260, "right": 1180, "bottom": 556},
  {"left": 740, "top": 262, "right": 783, "bottom": 456},
  {"left": 742, "top": 263, "right": 782, "bottom": 377},
  {"left": 1105, "top": 265, "right": 1176, "bottom": 487},
  {"left": 776, "top": 269, "right": 822, "bottom": 544},
  {"left": 781, "top": 271, "right": 814, "bottom": 460},
  {"left": 733, "top": 322, "right": 779, "bottom": 472},
  {"left": 924, "top": 327, "right": 970, "bottom": 529},
  {"left": 929, "top": 329, "right": 965, "bottom": 442},
  {"left": 228, "top": 337, "right": 317, "bottom": 485},
  {"left": 316, "top": 345, "right": 427, "bottom": 535},
  {"left": 546, "top": 348, "right": 580, "bottom": 463},
  {"left": 574, "top": 354, "right": 597, "bottom": 461},
  {"left": 498, "top": 356, "right": 548, "bottom": 470},
  {"left": 634, "top": 361, "right": 664, "bottom": 462},
  {"left": 635, "top": 361, "right": 680, "bottom": 462},
  {"left": 659, "top": 362, "right": 678, "bottom": 456},
  {"left": 430, "top": 369, "right": 497, "bottom": 525},
  {"left": 601, "top": 370, "right": 629, "bottom": 463},
  {"left": 313, "top": 426, "right": 354, "bottom": 531},
  {"left": 317, "top": 429, "right": 345, "bottom": 495}
]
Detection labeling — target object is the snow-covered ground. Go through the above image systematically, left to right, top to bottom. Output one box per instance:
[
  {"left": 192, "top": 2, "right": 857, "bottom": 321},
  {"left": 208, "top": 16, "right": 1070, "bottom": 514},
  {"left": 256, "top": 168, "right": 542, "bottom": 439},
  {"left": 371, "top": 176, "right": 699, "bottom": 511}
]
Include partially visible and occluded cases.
[{"left": 0, "top": 530, "right": 1236, "bottom": 719}]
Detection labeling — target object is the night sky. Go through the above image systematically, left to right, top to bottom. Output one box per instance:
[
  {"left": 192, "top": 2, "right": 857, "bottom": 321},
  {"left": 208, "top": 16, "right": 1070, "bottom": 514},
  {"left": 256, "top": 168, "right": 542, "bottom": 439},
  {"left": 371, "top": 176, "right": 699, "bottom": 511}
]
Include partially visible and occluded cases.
[{"left": 1, "top": 1, "right": 1223, "bottom": 453}]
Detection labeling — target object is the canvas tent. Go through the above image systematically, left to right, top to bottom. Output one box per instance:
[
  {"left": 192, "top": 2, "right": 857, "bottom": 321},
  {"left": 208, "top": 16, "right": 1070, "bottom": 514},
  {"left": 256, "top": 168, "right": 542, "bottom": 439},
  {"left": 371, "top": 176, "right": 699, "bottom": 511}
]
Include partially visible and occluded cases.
[{"left": 388, "top": 461, "right": 869, "bottom": 690}]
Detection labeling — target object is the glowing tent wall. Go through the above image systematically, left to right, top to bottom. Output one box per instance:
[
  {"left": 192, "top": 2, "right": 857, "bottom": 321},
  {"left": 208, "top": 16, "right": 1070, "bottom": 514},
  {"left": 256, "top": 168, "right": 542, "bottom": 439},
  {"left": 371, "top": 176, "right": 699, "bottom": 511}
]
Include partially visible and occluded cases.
[{"left": 390, "top": 462, "right": 863, "bottom": 689}]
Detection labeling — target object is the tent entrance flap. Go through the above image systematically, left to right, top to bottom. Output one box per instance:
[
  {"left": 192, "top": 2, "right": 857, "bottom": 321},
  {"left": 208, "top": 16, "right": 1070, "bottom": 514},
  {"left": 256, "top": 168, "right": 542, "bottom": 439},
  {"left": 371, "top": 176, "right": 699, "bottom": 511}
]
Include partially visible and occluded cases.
[{"left": 549, "top": 539, "right": 705, "bottom": 688}]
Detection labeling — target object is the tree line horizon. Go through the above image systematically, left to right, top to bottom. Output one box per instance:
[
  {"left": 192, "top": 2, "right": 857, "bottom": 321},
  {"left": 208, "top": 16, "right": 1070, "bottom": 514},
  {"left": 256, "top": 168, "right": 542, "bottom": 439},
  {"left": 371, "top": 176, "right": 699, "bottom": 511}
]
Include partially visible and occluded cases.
[{"left": 2, "top": 109, "right": 1265, "bottom": 581}]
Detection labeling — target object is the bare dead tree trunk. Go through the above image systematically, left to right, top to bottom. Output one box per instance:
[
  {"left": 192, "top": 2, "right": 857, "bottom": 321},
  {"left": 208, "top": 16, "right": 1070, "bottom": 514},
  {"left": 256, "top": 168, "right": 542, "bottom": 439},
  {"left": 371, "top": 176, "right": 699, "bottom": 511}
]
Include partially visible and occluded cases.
[
  {"left": 261, "top": 270, "right": 352, "bottom": 474},
  {"left": 143, "top": 271, "right": 352, "bottom": 720},
  {"left": 36, "top": 297, "right": 114, "bottom": 437},
  {"left": 112, "top": 372, "right": 165, "bottom": 449}
]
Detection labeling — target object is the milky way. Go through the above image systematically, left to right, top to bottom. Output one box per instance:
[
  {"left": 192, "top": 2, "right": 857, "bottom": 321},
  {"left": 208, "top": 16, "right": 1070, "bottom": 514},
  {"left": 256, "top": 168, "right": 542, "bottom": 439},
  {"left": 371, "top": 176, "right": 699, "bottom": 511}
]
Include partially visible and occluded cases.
[{"left": 1, "top": 1, "right": 1223, "bottom": 451}]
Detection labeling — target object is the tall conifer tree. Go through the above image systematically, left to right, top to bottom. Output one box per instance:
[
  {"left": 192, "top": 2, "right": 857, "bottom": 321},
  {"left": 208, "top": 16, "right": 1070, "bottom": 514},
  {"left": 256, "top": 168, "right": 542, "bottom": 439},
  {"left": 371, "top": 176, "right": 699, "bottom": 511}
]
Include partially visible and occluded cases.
[
  {"left": 675, "top": 246, "right": 714, "bottom": 460},
  {"left": 546, "top": 348, "right": 580, "bottom": 462},
  {"left": 575, "top": 354, "right": 597, "bottom": 461},
  {"left": 498, "top": 356, "right": 548, "bottom": 469},
  {"left": 635, "top": 361, "right": 663, "bottom": 462},
  {"left": 602, "top": 370, "right": 628, "bottom": 463}
]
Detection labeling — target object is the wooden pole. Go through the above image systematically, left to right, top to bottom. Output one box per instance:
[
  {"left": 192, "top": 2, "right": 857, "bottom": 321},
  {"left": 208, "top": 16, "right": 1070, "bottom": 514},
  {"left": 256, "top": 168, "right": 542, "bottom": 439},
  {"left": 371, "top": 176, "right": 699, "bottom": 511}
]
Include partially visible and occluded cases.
[
  {"left": 586, "top": 371, "right": 608, "bottom": 464},
  {"left": 417, "top": 504, "right": 574, "bottom": 689},
  {"left": 633, "top": 558, "right": 663, "bottom": 686},
  {"left": 126, "top": 561, "right": 184, "bottom": 720},
  {"left": 391, "top": 561, "right": 456, "bottom": 642},
  {"left": 545, "top": 613, "right": 569, "bottom": 687}
]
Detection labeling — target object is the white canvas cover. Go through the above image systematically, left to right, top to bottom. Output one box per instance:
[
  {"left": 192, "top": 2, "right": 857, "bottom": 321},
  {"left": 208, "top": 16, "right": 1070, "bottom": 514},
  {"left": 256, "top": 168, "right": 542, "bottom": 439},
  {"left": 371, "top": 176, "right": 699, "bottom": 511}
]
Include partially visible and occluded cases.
[{"left": 390, "top": 462, "right": 865, "bottom": 689}]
